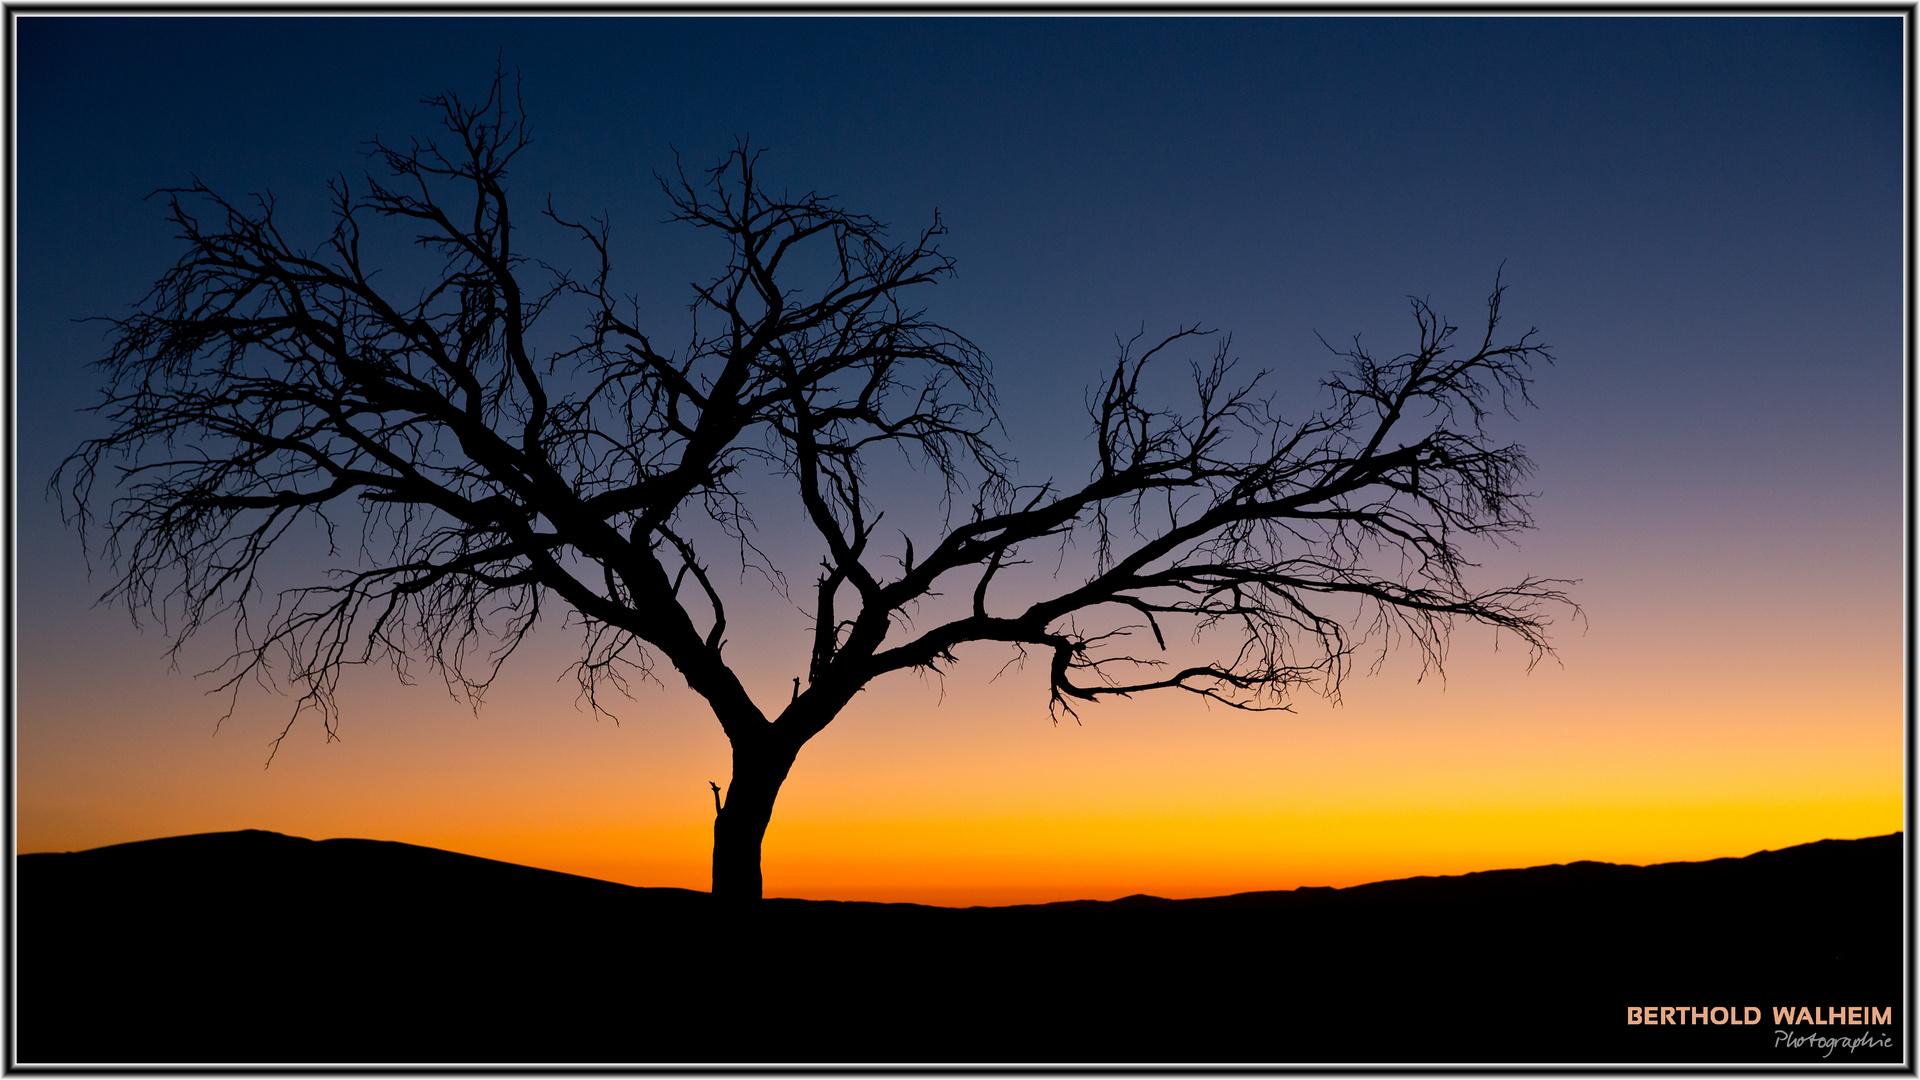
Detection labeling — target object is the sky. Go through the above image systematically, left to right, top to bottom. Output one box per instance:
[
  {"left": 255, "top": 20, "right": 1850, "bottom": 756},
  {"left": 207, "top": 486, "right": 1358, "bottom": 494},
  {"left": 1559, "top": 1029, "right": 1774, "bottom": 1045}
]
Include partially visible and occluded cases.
[{"left": 14, "top": 16, "right": 1905, "bottom": 906}]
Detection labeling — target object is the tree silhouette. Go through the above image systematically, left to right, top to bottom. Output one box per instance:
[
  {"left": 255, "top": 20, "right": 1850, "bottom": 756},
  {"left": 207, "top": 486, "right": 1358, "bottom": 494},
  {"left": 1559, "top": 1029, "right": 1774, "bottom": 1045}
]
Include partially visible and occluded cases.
[{"left": 59, "top": 76, "right": 1574, "bottom": 902}]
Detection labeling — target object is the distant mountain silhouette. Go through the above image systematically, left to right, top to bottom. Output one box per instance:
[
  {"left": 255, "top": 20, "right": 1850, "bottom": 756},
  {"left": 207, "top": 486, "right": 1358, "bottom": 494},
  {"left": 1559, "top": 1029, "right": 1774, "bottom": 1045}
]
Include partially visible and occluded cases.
[{"left": 18, "top": 831, "right": 1903, "bottom": 1065}]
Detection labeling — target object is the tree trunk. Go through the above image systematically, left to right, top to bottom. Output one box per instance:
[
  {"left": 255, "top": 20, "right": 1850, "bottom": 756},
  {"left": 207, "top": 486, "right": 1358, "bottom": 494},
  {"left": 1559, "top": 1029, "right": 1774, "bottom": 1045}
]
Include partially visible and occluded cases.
[{"left": 711, "top": 739, "right": 798, "bottom": 904}]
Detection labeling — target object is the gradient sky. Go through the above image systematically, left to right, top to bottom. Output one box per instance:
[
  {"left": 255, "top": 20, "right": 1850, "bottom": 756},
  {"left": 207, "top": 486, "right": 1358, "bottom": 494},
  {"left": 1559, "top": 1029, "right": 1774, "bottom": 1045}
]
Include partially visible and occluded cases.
[{"left": 15, "top": 16, "right": 1904, "bottom": 906}]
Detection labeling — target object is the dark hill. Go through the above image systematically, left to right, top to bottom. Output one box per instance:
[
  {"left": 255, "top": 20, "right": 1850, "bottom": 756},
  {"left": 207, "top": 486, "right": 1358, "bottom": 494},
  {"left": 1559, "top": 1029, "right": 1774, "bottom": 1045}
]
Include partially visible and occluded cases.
[{"left": 18, "top": 830, "right": 1904, "bottom": 1065}]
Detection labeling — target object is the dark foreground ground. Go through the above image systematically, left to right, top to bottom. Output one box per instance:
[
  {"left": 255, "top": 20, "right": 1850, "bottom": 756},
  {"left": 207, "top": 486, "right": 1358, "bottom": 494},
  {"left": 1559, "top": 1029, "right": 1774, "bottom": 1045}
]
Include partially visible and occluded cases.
[{"left": 16, "top": 830, "right": 1906, "bottom": 1066}]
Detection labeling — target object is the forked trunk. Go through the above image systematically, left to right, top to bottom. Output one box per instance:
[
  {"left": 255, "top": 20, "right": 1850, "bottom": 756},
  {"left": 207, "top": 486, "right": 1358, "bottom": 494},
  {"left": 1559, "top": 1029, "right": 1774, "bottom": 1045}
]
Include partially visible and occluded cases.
[{"left": 711, "top": 740, "right": 798, "bottom": 903}]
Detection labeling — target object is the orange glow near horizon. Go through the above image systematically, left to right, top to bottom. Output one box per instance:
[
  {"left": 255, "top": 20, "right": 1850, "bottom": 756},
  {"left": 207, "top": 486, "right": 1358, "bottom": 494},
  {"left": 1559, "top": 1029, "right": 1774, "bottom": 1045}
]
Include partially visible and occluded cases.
[{"left": 18, "top": 548, "right": 1903, "bottom": 907}]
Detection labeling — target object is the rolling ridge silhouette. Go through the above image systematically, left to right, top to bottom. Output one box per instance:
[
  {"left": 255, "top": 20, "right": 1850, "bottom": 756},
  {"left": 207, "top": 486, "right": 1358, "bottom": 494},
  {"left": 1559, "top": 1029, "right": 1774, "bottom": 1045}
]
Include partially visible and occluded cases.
[{"left": 18, "top": 830, "right": 1903, "bottom": 1064}]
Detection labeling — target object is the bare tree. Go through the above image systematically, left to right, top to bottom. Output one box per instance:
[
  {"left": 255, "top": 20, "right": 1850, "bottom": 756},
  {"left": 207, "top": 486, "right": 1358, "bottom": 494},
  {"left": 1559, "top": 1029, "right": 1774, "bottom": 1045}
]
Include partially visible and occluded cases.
[{"left": 59, "top": 76, "right": 1574, "bottom": 903}]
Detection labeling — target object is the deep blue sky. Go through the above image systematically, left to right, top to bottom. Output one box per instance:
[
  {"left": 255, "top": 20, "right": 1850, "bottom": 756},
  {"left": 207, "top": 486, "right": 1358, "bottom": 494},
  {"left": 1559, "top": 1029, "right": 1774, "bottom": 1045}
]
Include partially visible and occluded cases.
[
  {"left": 21, "top": 16, "right": 1899, "bottom": 500},
  {"left": 15, "top": 18, "right": 1905, "bottom": 875}
]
